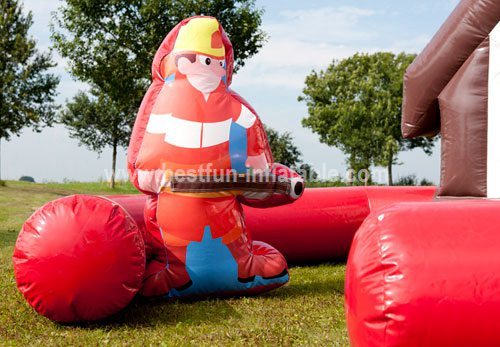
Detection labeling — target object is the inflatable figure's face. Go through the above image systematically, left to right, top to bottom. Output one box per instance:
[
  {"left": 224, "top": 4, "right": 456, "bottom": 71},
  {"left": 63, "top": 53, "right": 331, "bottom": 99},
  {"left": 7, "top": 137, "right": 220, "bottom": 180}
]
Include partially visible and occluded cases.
[
  {"left": 159, "top": 17, "right": 228, "bottom": 94},
  {"left": 176, "top": 54, "right": 226, "bottom": 94}
]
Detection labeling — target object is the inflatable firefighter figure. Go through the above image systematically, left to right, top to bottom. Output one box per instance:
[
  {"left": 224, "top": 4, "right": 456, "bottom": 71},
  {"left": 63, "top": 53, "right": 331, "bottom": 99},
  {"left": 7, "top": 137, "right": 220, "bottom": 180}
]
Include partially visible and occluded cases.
[{"left": 129, "top": 16, "right": 304, "bottom": 297}]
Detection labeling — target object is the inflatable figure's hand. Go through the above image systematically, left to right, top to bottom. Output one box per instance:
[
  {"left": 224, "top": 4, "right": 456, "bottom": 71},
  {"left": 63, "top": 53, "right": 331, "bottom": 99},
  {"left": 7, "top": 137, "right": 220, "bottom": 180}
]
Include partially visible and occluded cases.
[
  {"left": 245, "top": 153, "right": 270, "bottom": 171},
  {"left": 238, "top": 163, "right": 304, "bottom": 208},
  {"left": 272, "top": 163, "right": 304, "bottom": 200},
  {"left": 137, "top": 169, "right": 169, "bottom": 194},
  {"left": 289, "top": 177, "right": 305, "bottom": 200}
]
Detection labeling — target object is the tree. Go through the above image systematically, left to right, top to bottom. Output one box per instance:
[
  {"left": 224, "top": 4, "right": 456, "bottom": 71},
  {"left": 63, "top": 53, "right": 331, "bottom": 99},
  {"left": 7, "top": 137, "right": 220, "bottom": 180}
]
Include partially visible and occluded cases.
[
  {"left": 0, "top": 0, "right": 59, "bottom": 183},
  {"left": 51, "top": 0, "right": 266, "bottom": 188},
  {"left": 299, "top": 52, "right": 435, "bottom": 185},
  {"left": 60, "top": 91, "right": 131, "bottom": 186},
  {"left": 264, "top": 125, "right": 302, "bottom": 168},
  {"left": 264, "top": 125, "right": 317, "bottom": 181},
  {"left": 297, "top": 163, "right": 318, "bottom": 182},
  {"left": 394, "top": 174, "right": 417, "bottom": 186},
  {"left": 419, "top": 178, "right": 434, "bottom": 186}
]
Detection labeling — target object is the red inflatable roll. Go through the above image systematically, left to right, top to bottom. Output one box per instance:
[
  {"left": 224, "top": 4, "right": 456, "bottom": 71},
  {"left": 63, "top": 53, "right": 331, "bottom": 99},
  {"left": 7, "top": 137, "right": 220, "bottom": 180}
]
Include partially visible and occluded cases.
[
  {"left": 109, "top": 186, "right": 435, "bottom": 262},
  {"left": 245, "top": 186, "right": 435, "bottom": 262},
  {"left": 13, "top": 195, "right": 146, "bottom": 322},
  {"left": 346, "top": 200, "right": 500, "bottom": 347}
]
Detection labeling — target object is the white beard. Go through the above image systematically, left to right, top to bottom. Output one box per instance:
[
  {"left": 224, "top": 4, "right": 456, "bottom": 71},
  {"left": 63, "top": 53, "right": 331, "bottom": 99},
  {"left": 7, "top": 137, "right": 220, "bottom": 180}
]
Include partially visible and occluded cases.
[{"left": 187, "top": 74, "right": 220, "bottom": 96}]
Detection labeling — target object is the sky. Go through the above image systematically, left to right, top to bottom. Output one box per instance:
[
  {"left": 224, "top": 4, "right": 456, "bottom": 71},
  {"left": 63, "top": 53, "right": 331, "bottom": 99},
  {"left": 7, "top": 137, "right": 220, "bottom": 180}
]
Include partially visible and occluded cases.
[{"left": 1, "top": 0, "right": 460, "bottom": 183}]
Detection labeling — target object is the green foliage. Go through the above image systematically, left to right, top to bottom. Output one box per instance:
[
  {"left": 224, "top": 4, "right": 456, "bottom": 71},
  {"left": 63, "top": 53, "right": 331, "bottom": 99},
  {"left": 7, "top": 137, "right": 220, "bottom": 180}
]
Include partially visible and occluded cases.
[
  {"left": 0, "top": 0, "right": 59, "bottom": 141},
  {"left": 51, "top": 0, "right": 266, "bottom": 130},
  {"left": 51, "top": 1, "right": 266, "bottom": 86},
  {"left": 299, "top": 52, "right": 435, "bottom": 184},
  {"left": 60, "top": 90, "right": 133, "bottom": 188},
  {"left": 60, "top": 91, "right": 131, "bottom": 153},
  {"left": 264, "top": 125, "right": 318, "bottom": 181},
  {"left": 265, "top": 125, "right": 302, "bottom": 168},
  {"left": 297, "top": 162, "right": 318, "bottom": 181},
  {"left": 394, "top": 174, "right": 417, "bottom": 186},
  {"left": 393, "top": 175, "right": 434, "bottom": 186},
  {"left": 18, "top": 176, "right": 34, "bottom": 183},
  {"left": 305, "top": 177, "right": 347, "bottom": 188},
  {"left": 419, "top": 178, "right": 434, "bottom": 186}
]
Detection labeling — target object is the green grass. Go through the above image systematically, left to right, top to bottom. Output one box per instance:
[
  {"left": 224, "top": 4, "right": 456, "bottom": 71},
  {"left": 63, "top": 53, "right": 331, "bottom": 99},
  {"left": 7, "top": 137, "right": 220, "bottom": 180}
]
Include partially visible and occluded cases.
[{"left": 0, "top": 181, "right": 348, "bottom": 346}]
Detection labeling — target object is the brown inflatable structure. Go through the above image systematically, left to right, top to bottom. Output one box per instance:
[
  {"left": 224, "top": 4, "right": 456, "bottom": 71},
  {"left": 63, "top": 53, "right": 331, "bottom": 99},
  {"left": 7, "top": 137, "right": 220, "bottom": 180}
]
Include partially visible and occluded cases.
[{"left": 402, "top": 0, "right": 500, "bottom": 197}]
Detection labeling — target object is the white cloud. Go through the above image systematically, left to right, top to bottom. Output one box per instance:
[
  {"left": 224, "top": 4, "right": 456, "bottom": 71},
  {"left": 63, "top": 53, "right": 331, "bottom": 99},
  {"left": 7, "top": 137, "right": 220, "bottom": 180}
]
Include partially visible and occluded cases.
[
  {"left": 22, "top": 0, "right": 59, "bottom": 44},
  {"left": 234, "top": 5, "right": 430, "bottom": 91},
  {"left": 234, "top": 6, "right": 382, "bottom": 90},
  {"left": 267, "top": 6, "right": 378, "bottom": 44},
  {"left": 389, "top": 34, "right": 432, "bottom": 53},
  {"left": 234, "top": 42, "right": 379, "bottom": 89}
]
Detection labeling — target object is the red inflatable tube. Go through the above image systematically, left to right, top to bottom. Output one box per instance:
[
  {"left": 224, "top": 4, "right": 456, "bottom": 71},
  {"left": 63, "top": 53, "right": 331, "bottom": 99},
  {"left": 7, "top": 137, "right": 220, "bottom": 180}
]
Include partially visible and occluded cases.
[
  {"left": 13, "top": 186, "right": 434, "bottom": 322},
  {"left": 109, "top": 186, "right": 436, "bottom": 262},
  {"left": 13, "top": 195, "right": 146, "bottom": 323},
  {"left": 346, "top": 200, "right": 500, "bottom": 347}
]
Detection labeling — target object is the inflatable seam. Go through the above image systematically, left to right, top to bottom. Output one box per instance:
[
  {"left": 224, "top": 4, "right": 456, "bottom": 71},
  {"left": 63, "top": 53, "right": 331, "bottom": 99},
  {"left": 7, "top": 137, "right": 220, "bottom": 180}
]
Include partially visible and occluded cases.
[
  {"left": 98, "top": 195, "right": 147, "bottom": 272},
  {"left": 376, "top": 214, "right": 390, "bottom": 346}
]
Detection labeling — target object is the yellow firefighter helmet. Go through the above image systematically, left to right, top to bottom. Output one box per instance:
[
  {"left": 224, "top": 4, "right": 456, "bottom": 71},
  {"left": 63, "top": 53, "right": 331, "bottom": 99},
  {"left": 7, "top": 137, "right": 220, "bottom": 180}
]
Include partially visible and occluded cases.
[{"left": 173, "top": 17, "right": 225, "bottom": 59}]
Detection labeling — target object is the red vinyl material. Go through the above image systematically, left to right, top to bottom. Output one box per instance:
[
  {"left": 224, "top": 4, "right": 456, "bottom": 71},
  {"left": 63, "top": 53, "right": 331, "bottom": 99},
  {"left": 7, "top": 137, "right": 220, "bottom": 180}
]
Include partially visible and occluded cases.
[
  {"left": 12, "top": 186, "right": 435, "bottom": 322},
  {"left": 108, "top": 186, "right": 436, "bottom": 262},
  {"left": 249, "top": 186, "right": 435, "bottom": 262},
  {"left": 13, "top": 195, "right": 146, "bottom": 323},
  {"left": 346, "top": 200, "right": 500, "bottom": 347}
]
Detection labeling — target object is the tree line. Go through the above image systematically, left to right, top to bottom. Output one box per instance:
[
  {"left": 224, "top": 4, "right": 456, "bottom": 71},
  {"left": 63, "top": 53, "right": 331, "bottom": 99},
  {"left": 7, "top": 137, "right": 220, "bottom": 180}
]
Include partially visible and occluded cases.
[{"left": 0, "top": 0, "right": 434, "bottom": 187}]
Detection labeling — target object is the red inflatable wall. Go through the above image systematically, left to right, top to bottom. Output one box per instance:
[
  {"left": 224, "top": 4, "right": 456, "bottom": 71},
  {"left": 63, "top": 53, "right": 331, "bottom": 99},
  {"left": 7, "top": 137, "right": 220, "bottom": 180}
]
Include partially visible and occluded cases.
[
  {"left": 109, "top": 186, "right": 435, "bottom": 262},
  {"left": 346, "top": 200, "right": 500, "bottom": 347}
]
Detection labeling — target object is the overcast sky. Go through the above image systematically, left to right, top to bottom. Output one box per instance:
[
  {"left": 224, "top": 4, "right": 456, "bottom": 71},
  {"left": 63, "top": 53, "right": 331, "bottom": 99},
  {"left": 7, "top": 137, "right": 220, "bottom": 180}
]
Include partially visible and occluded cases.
[{"left": 1, "top": 0, "right": 459, "bottom": 183}]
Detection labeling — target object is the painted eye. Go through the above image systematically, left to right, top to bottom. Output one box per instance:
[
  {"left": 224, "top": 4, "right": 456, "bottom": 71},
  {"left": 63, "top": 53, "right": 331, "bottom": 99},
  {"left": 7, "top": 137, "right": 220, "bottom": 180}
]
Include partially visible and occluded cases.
[
  {"left": 199, "top": 55, "right": 211, "bottom": 66},
  {"left": 219, "top": 60, "right": 225, "bottom": 67}
]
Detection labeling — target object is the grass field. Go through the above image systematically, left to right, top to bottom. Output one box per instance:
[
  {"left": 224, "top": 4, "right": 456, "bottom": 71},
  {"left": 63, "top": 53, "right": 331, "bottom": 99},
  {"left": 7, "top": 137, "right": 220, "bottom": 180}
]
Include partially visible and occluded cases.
[{"left": 0, "top": 181, "right": 348, "bottom": 346}]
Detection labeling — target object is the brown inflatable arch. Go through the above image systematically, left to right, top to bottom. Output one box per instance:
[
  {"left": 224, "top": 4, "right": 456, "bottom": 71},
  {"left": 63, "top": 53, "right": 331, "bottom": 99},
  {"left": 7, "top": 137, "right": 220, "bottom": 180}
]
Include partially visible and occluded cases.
[{"left": 402, "top": 0, "right": 500, "bottom": 197}]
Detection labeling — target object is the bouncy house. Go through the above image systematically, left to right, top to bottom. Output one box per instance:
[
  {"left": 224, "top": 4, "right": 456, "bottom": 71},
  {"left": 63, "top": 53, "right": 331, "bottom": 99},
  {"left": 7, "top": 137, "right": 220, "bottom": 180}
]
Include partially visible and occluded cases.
[
  {"left": 346, "top": 0, "right": 500, "bottom": 346},
  {"left": 13, "top": 3, "right": 500, "bottom": 344}
]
